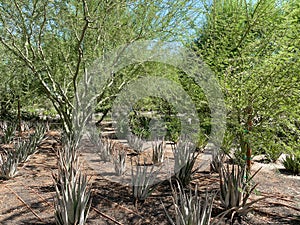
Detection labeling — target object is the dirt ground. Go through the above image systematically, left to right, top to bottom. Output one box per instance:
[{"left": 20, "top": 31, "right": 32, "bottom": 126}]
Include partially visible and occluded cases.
[{"left": 0, "top": 130, "right": 299, "bottom": 225}]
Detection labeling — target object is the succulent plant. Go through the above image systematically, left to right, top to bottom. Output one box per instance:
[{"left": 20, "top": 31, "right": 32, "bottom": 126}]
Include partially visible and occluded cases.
[
  {"left": 0, "top": 122, "right": 16, "bottom": 144},
  {"left": 89, "top": 131, "right": 115, "bottom": 163},
  {"left": 127, "top": 134, "right": 144, "bottom": 154},
  {"left": 98, "top": 138, "right": 115, "bottom": 162},
  {"left": 152, "top": 138, "right": 165, "bottom": 164},
  {"left": 173, "top": 140, "right": 199, "bottom": 187},
  {"left": 54, "top": 143, "right": 91, "bottom": 225},
  {"left": 113, "top": 148, "right": 127, "bottom": 176},
  {"left": 0, "top": 150, "right": 19, "bottom": 179},
  {"left": 210, "top": 150, "right": 226, "bottom": 173},
  {"left": 282, "top": 153, "right": 300, "bottom": 175},
  {"left": 131, "top": 158, "right": 160, "bottom": 206},
  {"left": 219, "top": 163, "right": 264, "bottom": 220},
  {"left": 54, "top": 169, "right": 91, "bottom": 225},
  {"left": 164, "top": 180, "right": 215, "bottom": 225}
]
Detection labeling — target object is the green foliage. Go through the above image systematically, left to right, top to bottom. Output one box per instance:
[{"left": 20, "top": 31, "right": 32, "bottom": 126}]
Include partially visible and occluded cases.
[
  {"left": 0, "top": 0, "right": 200, "bottom": 136},
  {"left": 192, "top": 0, "right": 300, "bottom": 160},
  {"left": 282, "top": 153, "right": 300, "bottom": 175}
]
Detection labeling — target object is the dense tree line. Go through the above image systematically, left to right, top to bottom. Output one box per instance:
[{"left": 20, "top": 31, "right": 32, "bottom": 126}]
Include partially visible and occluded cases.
[{"left": 0, "top": 0, "right": 299, "bottom": 158}]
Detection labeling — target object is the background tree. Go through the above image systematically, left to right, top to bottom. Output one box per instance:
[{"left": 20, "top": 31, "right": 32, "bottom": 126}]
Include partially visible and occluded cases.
[
  {"left": 0, "top": 0, "right": 200, "bottom": 137},
  {"left": 192, "top": 0, "right": 300, "bottom": 164}
]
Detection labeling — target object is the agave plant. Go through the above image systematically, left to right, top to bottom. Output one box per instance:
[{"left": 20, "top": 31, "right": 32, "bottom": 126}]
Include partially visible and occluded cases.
[
  {"left": 0, "top": 122, "right": 16, "bottom": 144},
  {"left": 30, "top": 123, "right": 46, "bottom": 147},
  {"left": 14, "top": 124, "right": 46, "bottom": 163},
  {"left": 89, "top": 131, "right": 114, "bottom": 163},
  {"left": 127, "top": 134, "right": 144, "bottom": 154},
  {"left": 98, "top": 138, "right": 115, "bottom": 162},
  {"left": 152, "top": 138, "right": 165, "bottom": 164},
  {"left": 14, "top": 140, "right": 31, "bottom": 163},
  {"left": 173, "top": 140, "right": 200, "bottom": 187},
  {"left": 54, "top": 143, "right": 91, "bottom": 225},
  {"left": 113, "top": 148, "right": 127, "bottom": 176},
  {"left": 0, "top": 150, "right": 19, "bottom": 179},
  {"left": 210, "top": 150, "right": 226, "bottom": 173},
  {"left": 282, "top": 153, "right": 300, "bottom": 175},
  {"left": 131, "top": 158, "right": 160, "bottom": 206},
  {"left": 219, "top": 163, "right": 264, "bottom": 220},
  {"left": 54, "top": 168, "right": 92, "bottom": 225},
  {"left": 164, "top": 181, "right": 215, "bottom": 225}
]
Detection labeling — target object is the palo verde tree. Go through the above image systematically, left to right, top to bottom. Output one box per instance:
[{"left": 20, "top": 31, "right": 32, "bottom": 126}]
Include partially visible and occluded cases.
[
  {"left": 0, "top": 0, "right": 200, "bottom": 138},
  {"left": 192, "top": 0, "right": 300, "bottom": 166}
]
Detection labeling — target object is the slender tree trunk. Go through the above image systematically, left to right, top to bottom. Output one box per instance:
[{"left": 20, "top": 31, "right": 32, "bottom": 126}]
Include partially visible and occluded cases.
[
  {"left": 17, "top": 96, "right": 22, "bottom": 134},
  {"left": 246, "top": 104, "right": 253, "bottom": 172}
]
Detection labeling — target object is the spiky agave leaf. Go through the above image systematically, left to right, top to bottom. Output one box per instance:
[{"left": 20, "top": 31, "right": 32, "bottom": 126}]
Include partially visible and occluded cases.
[
  {"left": 0, "top": 122, "right": 16, "bottom": 144},
  {"left": 127, "top": 134, "right": 144, "bottom": 154},
  {"left": 92, "top": 137, "right": 115, "bottom": 163},
  {"left": 152, "top": 138, "right": 165, "bottom": 164},
  {"left": 173, "top": 140, "right": 200, "bottom": 187},
  {"left": 54, "top": 143, "right": 91, "bottom": 225},
  {"left": 113, "top": 148, "right": 127, "bottom": 176},
  {"left": 0, "top": 150, "right": 19, "bottom": 179},
  {"left": 210, "top": 150, "right": 226, "bottom": 173},
  {"left": 282, "top": 154, "right": 300, "bottom": 175},
  {"left": 131, "top": 158, "right": 160, "bottom": 205},
  {"left": 219, "top": 163, "right": 264, "bottom": 219},
  {"left": 55, "top": 169, "right": 91, "bottom": 225},
  {"left": 163, "top": 180, "right": 215, "bottom": 225}
]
